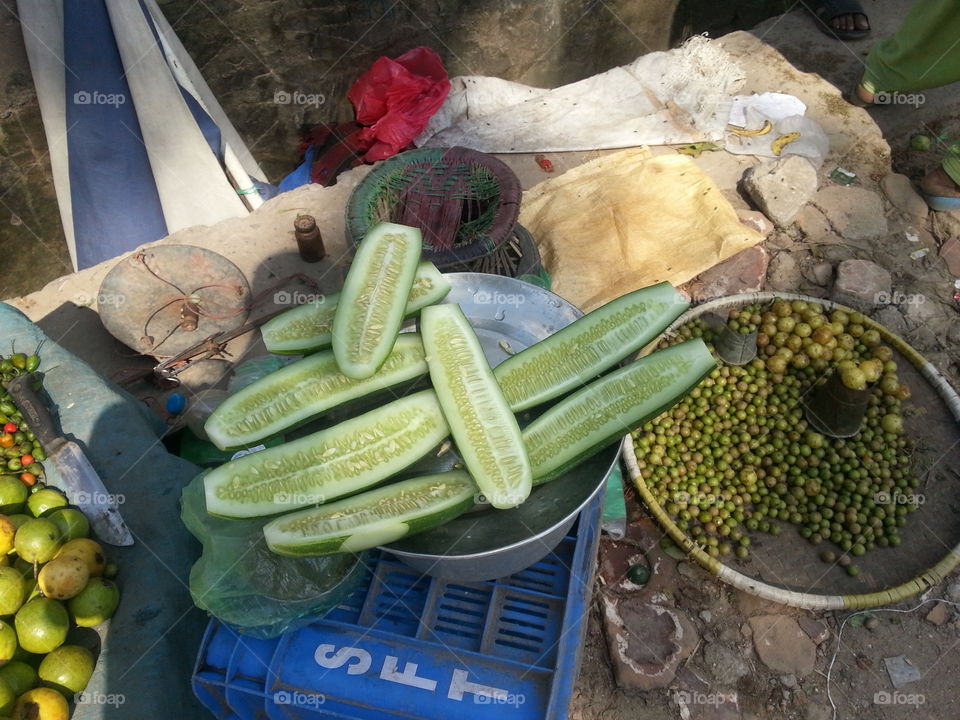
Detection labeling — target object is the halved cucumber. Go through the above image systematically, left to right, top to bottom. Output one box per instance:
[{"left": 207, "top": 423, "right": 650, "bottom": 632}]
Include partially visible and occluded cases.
[
  {"left": 332, "top": 222, "right": 423, "bottom": 378},
  {"left": 261, "top": 262, "right": 450, "bottom": 355},
  {"left": 494, "top": 282, "right": 688, "bottom": 411},
  {"left": 421, "top": 304, "right": 532, "bottom": 509},
  {"left": 204, "top": 334, "right": 428, "bottom": 451},
  {"left": 523, "top": 338, "right": 715, "bottom": 484},
  {"left": 204, "top": 390, "right": 449, "bottom": 518},
  {"left": 263, "top": 470, "right": 478, "bottom": 556}
]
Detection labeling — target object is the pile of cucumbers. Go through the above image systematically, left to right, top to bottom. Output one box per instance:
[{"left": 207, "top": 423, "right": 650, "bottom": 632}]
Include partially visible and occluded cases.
[{"left": 202, "top": 222, "right": 716, "bottom": 556}]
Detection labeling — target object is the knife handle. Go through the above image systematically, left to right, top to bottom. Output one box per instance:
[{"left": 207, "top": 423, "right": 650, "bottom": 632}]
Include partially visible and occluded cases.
[{"left": 6, "top": 375, "right": 61, "bottom": 449}]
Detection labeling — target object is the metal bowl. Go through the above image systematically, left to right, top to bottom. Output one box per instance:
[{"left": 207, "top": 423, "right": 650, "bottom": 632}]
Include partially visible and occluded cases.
[{"left": 383, "top": 273, "right": 620, "bottom": 581}]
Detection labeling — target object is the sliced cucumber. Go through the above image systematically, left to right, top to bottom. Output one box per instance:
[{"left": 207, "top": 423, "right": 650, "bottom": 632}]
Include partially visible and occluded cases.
[
  {"left": 332, "top": 222, "right": 423, "bottom": 378},
  {"left": 261, "top": 262, "right": 449, "bottom": 355},
  {"left": 495, "top": 282, "right": 688, "bottom": 411},
  {"left": 421, "top": 304, "right": 531, "bottom": 509},
  {"left": 204, "top": 334, "right": 428, "bottom": 451},
  {"left": 523, "top": 339, "right": 715, "bottom": 484},
  {"left": 204, "top": 390, "right": 449, "bottom": 518},
  {"left": 263, "top": 470, "right": 478, "bottom": 556}
]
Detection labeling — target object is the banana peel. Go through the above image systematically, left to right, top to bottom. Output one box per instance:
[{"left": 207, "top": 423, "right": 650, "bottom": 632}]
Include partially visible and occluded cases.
[
  {"left": 726, "top": 120, "right": 773, "bottom": 137},
  {"left": 771, "top": 132, "right": 801, "bottom": 156},
  {"left": 676, "top": 142, "right": 722, "bottom": 158}
]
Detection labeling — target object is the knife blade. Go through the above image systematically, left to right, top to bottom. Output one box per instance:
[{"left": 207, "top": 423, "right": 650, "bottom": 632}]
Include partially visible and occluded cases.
[{"left": 6, "top": 375, "right": 134, "bottom": 546}]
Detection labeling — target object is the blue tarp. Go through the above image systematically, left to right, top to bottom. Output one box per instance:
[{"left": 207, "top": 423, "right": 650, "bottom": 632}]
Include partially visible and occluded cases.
[{"left": 1, "top": 302, "right": 206, "bottom": 719}]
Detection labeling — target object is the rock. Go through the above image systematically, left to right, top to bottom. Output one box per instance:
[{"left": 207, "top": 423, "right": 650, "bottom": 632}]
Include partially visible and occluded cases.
[
  {"left": 742, "top": 156, "right": 819, "bottom": 226},
  {"left": 881, "top": 173, "right": 928, "bottom": 220},
  {"left": 812, "top": 186, "right": 888, "bottom": 241},
  {"left": 795, "top": 205, "right": 833, "bottom": 242},
  {"left": 737, "top": 209, "right": 774, "bottom": 238},
  {"left": 932, "top": 209, "right": 960, "bottom": 244},
  {"left": 940, "top": 237, "right": 960, "bottom": 277},
  {"left": 687, "top": 246, "right": 769, "bottom": 301},
  {"left": 766, "top": 251, "right": 803, "bottom": 292},
  {"left": 832, "top": 259, "right": 892, "bottom": 310},
  {"left": 802, "top": 260, "right": 833, "bottom": 287},
  {"left": 900, "top": 295, "right": 943, "bottom": 330},
  {"left": 874, "top": 305, "right": 909, "bottom": 336},
  {"left": 909, "top": 325, "right": 941, "bottom": 352},
  {"left": 609, "top": 518, "right": 681, "bottom": 603},
  {"left": 598, "top": 540, "right": 649, "bottom": 593},
  {"left": 678, "top": 561, "right": 702, "bottom": 580},
  {"left": 946, "top": 581, "right": 960, "bottom": 605},
  {"left": 736, "top": 590, "right": 779, "bottom": 617},
  {"left": 601, "top": 595, "right": 699, "bottom": 691},
  {"left": 925, "top": 602, "right": 950, "bottom": 626},
  {"left": 699, "top": 610, "right": 713, "bottom": 623},
  {"left": 747, "top": 615, "right": 816, "bottom": 677},
  {"left": 797, "top": 617, "right": 830, "bottom": 645},
  {"left": 703, "top": 641, "right": 751, "bottom": 684},
  {"left": 883, "top": 654, "right": 923, "bottom": 688},
  {"left": 673, "top": 668, "right": 743, "bottom": 720},
  {"left": 780, "top": 674, "right": 797, "bottom": 688},
  {"left": 804, "top": 700, "right": 833, "bottom": 720}
]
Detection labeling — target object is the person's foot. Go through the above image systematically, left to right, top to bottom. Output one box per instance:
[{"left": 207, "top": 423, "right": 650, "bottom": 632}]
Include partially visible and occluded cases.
[
  {"left": 814, "top": 0, "right": 871, "bottom": 39},
  {"left": 831, "top": 12, "right": 870, "bottom": 33},
  {"left": 854, "top": 83, "right": 875, "bottom": 105},
  {"left": 919, "top": 167, "right": 960, "bottom": 198}
]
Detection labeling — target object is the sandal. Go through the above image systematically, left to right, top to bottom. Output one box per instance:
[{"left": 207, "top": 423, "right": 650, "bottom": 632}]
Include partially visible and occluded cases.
[
  {"left": 812, "top": 0, "right": 871, "bottom": 41},
  {"left": 919, "top": 167, "right": 960, "bottom": 211}
]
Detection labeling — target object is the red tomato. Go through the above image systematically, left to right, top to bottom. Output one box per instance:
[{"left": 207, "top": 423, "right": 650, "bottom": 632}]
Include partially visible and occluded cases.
[
  {"left": 2, "top": 423, "right": 16, "bottom": 434},
  {"left": 0, "top": 434, "right": 13, "bottom": 449},
  {"left": 20, "top": 454, "right": 34, "bottom": 466},
  {"left": 18, "top": 472, "right": 37, "bottom": 487}
]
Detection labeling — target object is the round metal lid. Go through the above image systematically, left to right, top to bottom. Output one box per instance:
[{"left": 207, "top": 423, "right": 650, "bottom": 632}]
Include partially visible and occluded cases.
[{"left": 97, "top": 245, "right": 251, "bottom": 357}]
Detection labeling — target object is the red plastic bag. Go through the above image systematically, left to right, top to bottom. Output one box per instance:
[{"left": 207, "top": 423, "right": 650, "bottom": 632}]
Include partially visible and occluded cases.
[{"left": 347, "top": 47, "right": 450, "bottom": 162}]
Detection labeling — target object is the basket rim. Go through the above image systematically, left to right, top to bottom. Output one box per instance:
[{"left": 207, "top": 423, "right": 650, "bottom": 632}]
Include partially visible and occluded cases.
[{"left": 623, "top": 290, "right": 960, "bottom": 610}]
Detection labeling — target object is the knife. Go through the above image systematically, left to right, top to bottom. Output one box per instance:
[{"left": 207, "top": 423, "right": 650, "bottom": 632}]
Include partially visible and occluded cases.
[{"left": 6, "top": 376, "right": 134, "bottom": 546}]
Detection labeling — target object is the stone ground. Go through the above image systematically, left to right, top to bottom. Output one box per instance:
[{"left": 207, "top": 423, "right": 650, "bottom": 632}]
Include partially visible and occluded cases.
[
  {"left": 2, "top": 1, "right": 960, "bottom": 720},
  {"left": 565, "top": 5, "right": 960, "bottom": 720}
]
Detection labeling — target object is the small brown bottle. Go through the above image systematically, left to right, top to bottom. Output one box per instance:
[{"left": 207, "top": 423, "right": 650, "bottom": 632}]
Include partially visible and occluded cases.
[{"left": 294, "top": 214, "right": 326, "bottom": 262}]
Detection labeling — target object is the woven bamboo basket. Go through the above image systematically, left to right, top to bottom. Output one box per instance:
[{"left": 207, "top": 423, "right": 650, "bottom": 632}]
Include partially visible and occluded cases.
[
  {"left": 345, "top": 146, "right": 522, "bottom": 270},
  {"left": 623, "top": 291, "right": 960, "bottom": 610}
]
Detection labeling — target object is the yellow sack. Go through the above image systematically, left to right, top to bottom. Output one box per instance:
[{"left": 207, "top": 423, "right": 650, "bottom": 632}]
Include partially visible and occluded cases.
[{"left": 520, "top": 148, "right": 763, "bottom": 310}]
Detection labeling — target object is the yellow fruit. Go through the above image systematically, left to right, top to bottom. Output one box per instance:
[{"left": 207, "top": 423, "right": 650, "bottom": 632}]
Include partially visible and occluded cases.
[
  {"left": 726, "top": 119, "right": 773, "bottom": 137},
  {"left": 771, "top": 131, "right": 801, "bottom": 156},
  {"left": 0, "top": 518, "right": 15, "bottom": 557},
  {"left": 54, "top": 540, "right": 104, "bottom": 578},
  {"left": 37, "top": 558, "right": 89, "bottom": 602},
  {"left": 0, "top": 569, "right": 27, "bottom": 617},
  {"left": 67, "top": 579, "right": 119, "bottom": 627},
  {"left": 14, "top": 599, "right": 68, "bottom": 655},
  {"left": 0, "top": 622, "right": 16, "bottom": 665},
  {"left": 38, "top": 645, "right": 94, "bottom": 698},
  {"left": 0, "top": 661, "right": 38, "bottom": 697},
  {"left": 0, "top": 676, "right": 13, "bottom": 715},
  {"left": 12, "top": 687, "right": 68, "bottom": 720}
]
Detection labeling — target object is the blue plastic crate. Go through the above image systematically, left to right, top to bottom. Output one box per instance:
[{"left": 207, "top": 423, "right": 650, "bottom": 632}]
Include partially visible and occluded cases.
[{"left": 193, "top": 491, "right": 602, "bottom": 720}]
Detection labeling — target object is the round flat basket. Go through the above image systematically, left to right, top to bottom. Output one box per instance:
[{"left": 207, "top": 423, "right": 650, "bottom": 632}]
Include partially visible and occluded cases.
[
  {"left": 345, "top": 146, "right": 521, "bottom": 270},
  {"left": 624, "top": 292, "right": 960, "bottom": 610}
]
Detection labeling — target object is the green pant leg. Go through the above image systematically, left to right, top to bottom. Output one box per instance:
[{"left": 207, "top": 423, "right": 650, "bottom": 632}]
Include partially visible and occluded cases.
[{"left": 862, "top": 0, "right": 960, "bottom": 93}]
